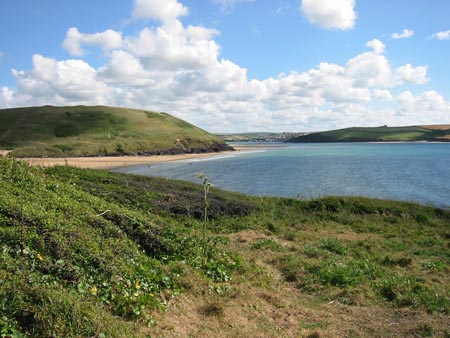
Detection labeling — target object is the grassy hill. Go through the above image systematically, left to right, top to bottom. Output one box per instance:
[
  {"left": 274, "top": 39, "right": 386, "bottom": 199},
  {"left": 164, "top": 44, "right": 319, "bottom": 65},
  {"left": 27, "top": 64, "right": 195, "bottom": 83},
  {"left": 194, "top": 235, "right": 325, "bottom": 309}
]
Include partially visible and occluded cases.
[
  {"left": 0, "top": 105, "right": 231, "bottom": 157},
  {"left": 287, "top": 125, "right": 450, "bottom": 143},
  {"left": 1, "top": 156, "right": 449, "bottom": 337}
]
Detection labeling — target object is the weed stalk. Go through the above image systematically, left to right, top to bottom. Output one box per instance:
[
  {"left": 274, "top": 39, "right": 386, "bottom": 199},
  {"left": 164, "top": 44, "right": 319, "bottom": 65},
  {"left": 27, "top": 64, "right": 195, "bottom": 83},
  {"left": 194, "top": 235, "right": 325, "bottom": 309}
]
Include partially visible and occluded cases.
[{"left": 196, "top": 173, "right": 211, "bottom": 268}]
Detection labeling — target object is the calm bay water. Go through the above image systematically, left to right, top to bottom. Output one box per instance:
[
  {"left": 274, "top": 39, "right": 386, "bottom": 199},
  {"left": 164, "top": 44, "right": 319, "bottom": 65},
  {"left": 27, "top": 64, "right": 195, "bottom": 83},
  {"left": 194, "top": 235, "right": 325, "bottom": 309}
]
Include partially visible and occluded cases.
[{"left": 114, "top": 143, "right": 450, "bottom": 208}]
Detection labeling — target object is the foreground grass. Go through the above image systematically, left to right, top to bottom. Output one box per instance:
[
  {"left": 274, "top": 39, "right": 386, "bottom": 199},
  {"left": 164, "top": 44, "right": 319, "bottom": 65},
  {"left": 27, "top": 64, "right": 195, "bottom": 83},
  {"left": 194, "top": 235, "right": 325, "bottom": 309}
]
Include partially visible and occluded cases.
[{"left": 1, "top": 157, "right": 449, "bottom": 337}]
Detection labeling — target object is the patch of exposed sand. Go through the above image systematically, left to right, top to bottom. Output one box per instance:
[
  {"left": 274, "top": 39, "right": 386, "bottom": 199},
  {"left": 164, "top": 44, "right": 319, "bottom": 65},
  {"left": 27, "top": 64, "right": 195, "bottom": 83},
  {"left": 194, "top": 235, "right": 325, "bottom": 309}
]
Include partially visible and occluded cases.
[{"left": 13, "top": 145, "right": 268, "bottom": 169}]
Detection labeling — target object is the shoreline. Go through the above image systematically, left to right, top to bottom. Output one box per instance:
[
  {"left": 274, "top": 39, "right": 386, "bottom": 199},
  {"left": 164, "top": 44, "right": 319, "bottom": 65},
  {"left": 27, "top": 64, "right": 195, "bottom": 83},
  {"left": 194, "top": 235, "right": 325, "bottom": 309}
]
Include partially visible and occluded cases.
[{"left": 9, "top": 145, "right": 265, "bottom": 170}]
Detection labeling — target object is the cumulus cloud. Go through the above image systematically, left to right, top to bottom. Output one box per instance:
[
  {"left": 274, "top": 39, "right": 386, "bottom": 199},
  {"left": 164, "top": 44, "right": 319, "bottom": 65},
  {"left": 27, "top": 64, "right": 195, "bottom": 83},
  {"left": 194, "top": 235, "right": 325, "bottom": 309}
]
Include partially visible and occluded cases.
[
  {"left": 1, "top": 0, "right": 447, "bottom": 132},
  {"left": 132, "top": 0, "right": 188, "bottom": 22},
  {"left": 301, "top": 0, "right": 357, "bottom": 30},
  {"left": 123, "top": 21, "right": 220, "bottom": 71},
  {"left": 62, "top": 27, "right": 122, "bottom": 56},
  {"left": 391, "top": 29, "right": 414, "bottom": 39},
  {"left": 430, "top": 30, "right": 450, "bottom": 40},
  {"left": 366, "top": 39, "right": 385, "bottom": 54},
  {"left": 345, "top": 40, "right": 392, "bottom": 87},
  {"left": 98, "top": 50, "right": 156, "bottom": 87},
  {"left": 10, "top": 54, "right": 110, "bottom": 106},
  {"left": 395, "top": 64, "right": 429, "bottom": 85},
  {"left": 0, "top": 86, "right": 15, "bottom": 107},
  {"left": 372, "top": 89, "right": 392, "bottom": 101},
  {"left": 397, "top": 91, "right": 450, "bottom": 123}
]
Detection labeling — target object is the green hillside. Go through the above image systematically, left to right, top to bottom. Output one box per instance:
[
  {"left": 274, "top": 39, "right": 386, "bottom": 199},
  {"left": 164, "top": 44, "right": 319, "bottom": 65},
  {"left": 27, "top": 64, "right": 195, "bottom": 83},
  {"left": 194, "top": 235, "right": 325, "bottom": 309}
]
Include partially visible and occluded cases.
[
  {"left": 0, "top": 105, "right": 231, "bottom": 157},
  {"left": 288, "top": 125, "right": 450, "bottom": 143},
  {"left": 1, "top": 157, "right": 449, "bottom": 337}
]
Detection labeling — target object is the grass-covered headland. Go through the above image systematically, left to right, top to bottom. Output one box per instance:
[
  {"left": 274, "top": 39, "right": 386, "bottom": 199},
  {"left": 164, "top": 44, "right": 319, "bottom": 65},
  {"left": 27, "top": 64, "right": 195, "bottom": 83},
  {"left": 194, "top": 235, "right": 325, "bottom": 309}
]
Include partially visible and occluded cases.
[
  {"left": 0, "top": 105, "right": 231, "bottom": 157},
  {"left": 287, "top": 125, "right": 450, "bottom": 143},
  {"left": 1, "top": 156, "right": 449, "bottom": 337}
]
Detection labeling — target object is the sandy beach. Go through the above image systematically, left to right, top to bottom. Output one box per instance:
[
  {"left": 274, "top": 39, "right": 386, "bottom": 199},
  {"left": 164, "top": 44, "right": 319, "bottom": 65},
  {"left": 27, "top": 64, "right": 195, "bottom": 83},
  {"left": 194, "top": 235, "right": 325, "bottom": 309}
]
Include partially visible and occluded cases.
[{"left": 3, "top": 145, "right": 266, "bottom": 169}]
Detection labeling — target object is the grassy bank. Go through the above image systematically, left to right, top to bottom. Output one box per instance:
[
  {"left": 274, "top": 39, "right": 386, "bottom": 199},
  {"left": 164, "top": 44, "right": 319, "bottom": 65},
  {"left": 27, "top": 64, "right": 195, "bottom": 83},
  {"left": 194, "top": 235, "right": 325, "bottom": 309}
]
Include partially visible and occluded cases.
[
  {"left": 0, "top": 105, "right": 230, "bottom": 157},
  {"left": 288, "top": 125, "right": 450, "bottom": 143},
  {"left": 1, "top": 157, "right": 449, "bottom": 337}
]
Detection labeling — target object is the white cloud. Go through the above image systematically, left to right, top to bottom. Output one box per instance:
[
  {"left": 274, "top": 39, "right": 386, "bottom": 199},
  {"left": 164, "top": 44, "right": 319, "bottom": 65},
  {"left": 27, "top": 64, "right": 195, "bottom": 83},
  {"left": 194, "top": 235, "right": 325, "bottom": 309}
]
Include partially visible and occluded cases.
[
  {"left": 1, "top": 0, "right": 447, "bottom": 132},
  {"left": 132, "top": 0, "right": 188, "bottom": 22},
  {"left": 213, "top": 0, "right": 255, "bottom": 12},
  {"left": 301, "top": 0, "right": 356, "bottom": 30},
  {"left": 124, "top": 21, "right": 220, "bottom": 71},
  {"left": 62, "top": 27, "right": 122, "bottom": 56},
  {"left": 391, "top": 29, "right": 414, "bottom": 39},
  {"left": 430, "top": 30, "right": 450, "bottom": 40},
  {"left": 366, "top": 39, "right": 385, "bottom": 54},
  {"left": 345, "top": 40, "right": 392, "bottom": 88},
  {"left": 98, "top": 50, "right": 156, "bottom": 86},
  {"left": 10, "top": 54, "right": 110, "bottom": 106},
  {"left": 395, "top": 64, "right": 429, "bottom": 85},
  {"left": 0, "top": 86, "right": 15, "bottom": 107},
  {"left": 373, "top": 89, "right": 392, "bottom": 101},
  {"left": 397, "top": 91, "right": 450, "bottom": 123}
]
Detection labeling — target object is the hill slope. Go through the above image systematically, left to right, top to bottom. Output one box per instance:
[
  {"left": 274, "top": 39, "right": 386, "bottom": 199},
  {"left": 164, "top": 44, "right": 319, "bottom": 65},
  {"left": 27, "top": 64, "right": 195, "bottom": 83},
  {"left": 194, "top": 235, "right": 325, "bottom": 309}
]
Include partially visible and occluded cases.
[
  {"left": 0, "top": 105, "right": 231, "bottom": 157},
  {"left": 287, "top": 125, "right": 450, "bottom": 143},
  {"left": 1, "top": 157, "right": 449, "bottom": 337}
]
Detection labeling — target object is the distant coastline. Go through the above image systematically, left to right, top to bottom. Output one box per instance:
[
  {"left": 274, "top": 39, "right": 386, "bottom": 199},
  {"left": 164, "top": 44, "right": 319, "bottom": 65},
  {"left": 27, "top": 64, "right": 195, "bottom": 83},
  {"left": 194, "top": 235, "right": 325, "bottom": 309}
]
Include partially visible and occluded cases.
[{"left": 286, "top": 125, "right": 450, "bottom": 143}]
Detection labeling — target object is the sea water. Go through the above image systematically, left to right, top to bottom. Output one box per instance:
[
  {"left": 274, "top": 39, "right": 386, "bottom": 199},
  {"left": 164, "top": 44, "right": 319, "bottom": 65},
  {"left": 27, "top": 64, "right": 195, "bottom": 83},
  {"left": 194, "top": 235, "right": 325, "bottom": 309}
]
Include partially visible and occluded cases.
[{"left": 113, "top": 143, "right": 450, "bottom": 208}]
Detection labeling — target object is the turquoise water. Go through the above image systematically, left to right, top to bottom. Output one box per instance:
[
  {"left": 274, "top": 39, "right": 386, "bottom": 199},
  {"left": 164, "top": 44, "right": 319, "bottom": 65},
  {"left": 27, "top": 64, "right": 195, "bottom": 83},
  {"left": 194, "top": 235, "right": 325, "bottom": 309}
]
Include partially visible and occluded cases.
[{"left": 114, "top": 143, "right": 450, "bottom": 207}]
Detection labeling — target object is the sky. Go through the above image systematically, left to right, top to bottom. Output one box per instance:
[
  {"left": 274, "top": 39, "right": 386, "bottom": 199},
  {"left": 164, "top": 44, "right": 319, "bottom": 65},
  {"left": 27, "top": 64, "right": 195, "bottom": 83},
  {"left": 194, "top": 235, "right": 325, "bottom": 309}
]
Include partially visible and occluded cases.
[{"left": 0, "top": 0, "right": 449, "bottom": 132}]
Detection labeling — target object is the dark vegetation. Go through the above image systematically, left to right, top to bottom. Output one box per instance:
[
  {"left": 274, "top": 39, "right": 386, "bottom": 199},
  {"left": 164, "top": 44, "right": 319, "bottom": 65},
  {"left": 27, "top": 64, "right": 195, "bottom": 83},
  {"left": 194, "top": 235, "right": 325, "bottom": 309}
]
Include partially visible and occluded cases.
[
  {"left": 0, "top": 105, "right": 232, "bottom": 157},
  {"left": 287, "top": 125, "right": 450, "bottom": 143},
  {"left": 1, "top": 156, "right": 449, "bottom": 337}
]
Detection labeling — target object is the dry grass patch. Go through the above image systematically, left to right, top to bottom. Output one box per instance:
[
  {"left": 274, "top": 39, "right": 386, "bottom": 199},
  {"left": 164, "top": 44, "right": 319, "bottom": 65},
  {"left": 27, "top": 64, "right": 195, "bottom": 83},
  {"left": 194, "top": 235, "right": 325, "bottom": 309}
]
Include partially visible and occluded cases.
[
  {"left": 419, "top": 124, "right": 450, "bottom": 130},
  {"left": 150, "top": 228, "right": 450, "bottom": 338}
]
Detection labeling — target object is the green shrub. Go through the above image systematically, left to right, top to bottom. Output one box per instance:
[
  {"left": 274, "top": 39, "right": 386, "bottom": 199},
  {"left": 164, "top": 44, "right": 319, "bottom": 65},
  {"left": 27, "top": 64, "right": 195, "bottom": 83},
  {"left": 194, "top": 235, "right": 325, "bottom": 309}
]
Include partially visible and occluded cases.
[
  {"left": 251, "top": 238, "right": 284, "bottom": 252},
  {"left": 320, "top": 238, "right": 347, "bottom": 255},
  {"left": 318, "top": 259, "right": 379, "bottom": 287},
  {"left": 374, "top": 276, "right": 449, "bottom": 313}
]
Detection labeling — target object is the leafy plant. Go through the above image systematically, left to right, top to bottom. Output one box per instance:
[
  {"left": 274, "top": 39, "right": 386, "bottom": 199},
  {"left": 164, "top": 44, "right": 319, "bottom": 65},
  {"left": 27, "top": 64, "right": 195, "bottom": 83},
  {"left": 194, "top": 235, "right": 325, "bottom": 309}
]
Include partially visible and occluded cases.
[
  {"left": 251, "top": 238, "right": 284, "bottom": 252},
  {"left": 320, "top": 238, "right": 347, "bottom": 255}
]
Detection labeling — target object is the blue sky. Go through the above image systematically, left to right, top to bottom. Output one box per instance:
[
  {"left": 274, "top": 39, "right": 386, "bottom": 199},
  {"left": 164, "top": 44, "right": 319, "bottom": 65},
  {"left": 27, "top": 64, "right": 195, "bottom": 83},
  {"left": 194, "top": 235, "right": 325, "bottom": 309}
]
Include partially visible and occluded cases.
[{"left": 0, "top": 0, "right": 449, "bottom": 132}]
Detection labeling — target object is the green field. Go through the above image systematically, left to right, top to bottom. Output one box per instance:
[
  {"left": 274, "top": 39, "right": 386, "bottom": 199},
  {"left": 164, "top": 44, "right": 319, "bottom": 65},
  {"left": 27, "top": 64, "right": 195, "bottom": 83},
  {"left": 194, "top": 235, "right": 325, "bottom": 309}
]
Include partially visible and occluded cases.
[
  {"left": 0, "top": 105, "right": 229, "bottom": 157},
  {"left": 288, "top": 125, "right": 450, "bottom": 143},
  {"left": 1, "top": 157, "right": 449, "bottom": 337}
]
